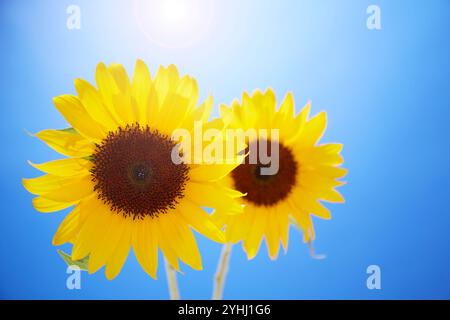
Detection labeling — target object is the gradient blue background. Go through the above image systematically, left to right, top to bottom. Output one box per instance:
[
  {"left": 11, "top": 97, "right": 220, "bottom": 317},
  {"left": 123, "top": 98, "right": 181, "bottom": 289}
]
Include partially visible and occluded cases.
[{"left": 1, "top": 0, "right": 449, "bottom": 299}]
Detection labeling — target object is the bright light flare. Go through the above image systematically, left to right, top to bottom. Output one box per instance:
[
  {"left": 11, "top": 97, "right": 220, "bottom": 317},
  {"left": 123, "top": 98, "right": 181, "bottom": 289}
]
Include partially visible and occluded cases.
[
  {"left": 134, "top": 0, "right": 215, "bottom": 48},
  {"left": 160, "top": 0, "right": 188, "bottom": 24}
]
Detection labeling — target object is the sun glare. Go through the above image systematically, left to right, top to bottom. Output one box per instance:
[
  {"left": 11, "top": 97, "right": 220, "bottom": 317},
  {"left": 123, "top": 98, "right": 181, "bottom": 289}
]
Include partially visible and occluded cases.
[
  {"left": 134, "top": 0, "right": 215, "bottom": 48},
  {"left": 161, "top": 0, "right": 189, "bottom": 24}
]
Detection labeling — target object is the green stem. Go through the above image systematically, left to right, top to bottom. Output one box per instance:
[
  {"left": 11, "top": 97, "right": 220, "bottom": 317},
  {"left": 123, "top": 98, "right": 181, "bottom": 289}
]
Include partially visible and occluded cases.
[
  {"left": 212, "top": 243, "right": 233, "bottom": 300},
  {"left": 164, "top": 258, "right": 180, "bottom": 300}
]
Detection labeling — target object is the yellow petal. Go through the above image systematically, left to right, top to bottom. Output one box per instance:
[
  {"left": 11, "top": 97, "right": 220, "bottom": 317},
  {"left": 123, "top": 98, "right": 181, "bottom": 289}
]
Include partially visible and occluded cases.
[
  {"left": 131, "top": 59, "right": 152, "bottom": 124},
  {"left": 95, "top": 63, "right": 123, "bottom": 123},
  {"left": 108, "top": 63, "right": 137, "bottom": 124},
  {"left": 108, "top": 63, "right": 131, "bottom": 94},
  {"left": 153, "top": 64, "right": 179, "bottom": 108},
  {"left": 166, "top": 64, "right": 181, "bottom": 91},
  {"left": 158, "top": 73, "right": 200, "bottom": 133},
  {"left": 176, "top": 76, "right": 199, "bottom": 118},
  {"left": 75, "top": 78, "right": 118, "bottom": 131},
  {"left": 146, "top": 81, "right": 161, "bottom": 127},
  {"left": 251, "top": 88, "right": 276, "bottom": 128},
  {"left": 158, "top": 92, "right": 191, "bottom": 134},
  {"left": 277, "top": 92, "right": 295, "bottom": 119},
  {"left": 110, "top": 93, "right": 136, "bottom": 126},
  {"left": 272, "top": 93, "right": 301, "bottom": 141},
  {"left": 53, "top": 94, "right": 106, "bottom": 141},
  {"left": 236, "top": 95, "right": 255, "bottom": 129},
  {"left": 193, "top": 96, "right": 213, "bottom": 122},
  {"left": 284, "top": 101, "right": 311, "bottom": 145},
  {"left": 295, "top": 101, "right": 311, "bottom": 126},
  {"left": 219, "top": 104, "right": 233, "bottom": 125},
  {"left": 297, "top": 111, "right": 327, "bottom": 147},
  {"left": 36, "top": 129, "right": 95, "bottom": 157},
  {"left": 298, "top": 144, "right": 344, "bottom": 166},
  {"left": 28, "top": 158, "right": 91, "bottom": 177},
  {"left": 190, "top": 163, "right": 240, "bottom": 182},
  {"left": 305, "top": 165, "right": 348, "bottom": 179},
  {"left": 301, "top": 170, "right": 346, "bottom": 190},
  {"left": 23, "top": 173, "right": 87, "bottom": 195},
  {"left": 38, "top": 175, "right": 94, "bottom": 202},
  {"left": 186, "top": 181, "right": 243, "bottom": 213},
  {"left": 320, "top": 189, "right": 345, "bottom": 203},
  {"left": 290, "top": 190, "right": 331, "bottom": 219},
  {"left": 32, "top": 196, "right": 75, "bottom": 213},
  {"left": 178, "top": 199, "right": 225, "bottom": 243},
  {"left": 71, "top": 201, "right": 107, "bottom": 260},
  {"left": 288, "top": 203, "right": 315, "bottom": 242},
  {"left": 276, "top": 204, "right": 290, "bottom": 252},
  {"left": 52, "top": 206, "right": 81, "bottom": 246},
  {"left": 226, "top": 207, "right": 254, "bottom": 243},
  {"left": 243, "top": 207, "right": 267, "bottom": 260},
  {"left": 211, "top": 208, "right": 230, "bottom": 230},
  {"left": 265, "top": 209, "right": 281, "bottom": 260},
  {"left": 88, "top": 212, "right": 126, "bottom": 274},
  {"left": 160, "top": 213, "right": 202, "bottom": 271},
  {"left": 158, "top": 214, "right": 185, "bottom": 265},
  {"left": 132, "top": 217, "right": 158, "bottom": 279},
  {"left": 153, "top": 218, "right": 180, "bottom": 272},
  {"left": 105, "top": 219, "right": 132, "bottom": 280},
  {"left": 175, "top": 222, "right": 202, "bottom": 270}
]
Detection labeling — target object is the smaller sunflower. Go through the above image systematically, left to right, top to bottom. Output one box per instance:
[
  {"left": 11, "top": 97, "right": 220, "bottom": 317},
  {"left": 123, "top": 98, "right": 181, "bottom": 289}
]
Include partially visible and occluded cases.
[{"left": 213, "top": 89, "right": 347, "bottom": 260}]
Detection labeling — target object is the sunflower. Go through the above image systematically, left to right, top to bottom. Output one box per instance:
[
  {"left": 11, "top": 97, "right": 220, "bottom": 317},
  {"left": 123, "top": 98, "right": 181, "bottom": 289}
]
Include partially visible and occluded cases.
[
  {"left": 23, "top": 60, "right": 242, "bottom": 280},
  {"left": 213, "top": 89, "right": 347, "bottom": 260}
]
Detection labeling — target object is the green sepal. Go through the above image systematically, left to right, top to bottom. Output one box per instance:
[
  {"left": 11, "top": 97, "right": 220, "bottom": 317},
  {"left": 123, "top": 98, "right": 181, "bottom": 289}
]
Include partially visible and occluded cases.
[{"left": 57, "top": 250, "right": 89, "bottom": 271}]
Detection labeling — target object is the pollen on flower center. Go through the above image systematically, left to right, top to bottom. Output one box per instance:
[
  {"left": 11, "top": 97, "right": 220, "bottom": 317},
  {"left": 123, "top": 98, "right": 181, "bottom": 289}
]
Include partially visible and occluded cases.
[
  {"left": 91, "top": 124, "right": 189, "bottom": 219},
  {"left": 231, "top": 140, "right": 297, "bottom": 207}
]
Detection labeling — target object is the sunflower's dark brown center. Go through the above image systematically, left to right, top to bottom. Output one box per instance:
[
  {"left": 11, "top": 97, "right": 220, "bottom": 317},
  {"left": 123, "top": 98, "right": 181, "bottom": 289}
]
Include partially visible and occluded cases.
[
  {"left": 91, "top": 124, "right": 189, "bottom": 219},
  {"left": 231, "top": 140, "right": 297, "bottom": 207}
]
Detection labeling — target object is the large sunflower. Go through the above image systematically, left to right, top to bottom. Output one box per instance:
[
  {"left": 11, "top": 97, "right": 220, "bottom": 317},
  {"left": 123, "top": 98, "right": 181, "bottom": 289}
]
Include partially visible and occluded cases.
[
  {"left": 23, "top": 60, "right": 242, "bottom": 280},
  {"left": 213, "top": 89, "right": 347, "bottom": 260}
]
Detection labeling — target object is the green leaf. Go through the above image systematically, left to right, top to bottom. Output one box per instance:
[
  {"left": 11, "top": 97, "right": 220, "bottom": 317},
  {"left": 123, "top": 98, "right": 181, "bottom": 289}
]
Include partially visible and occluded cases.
[{"left": 57, "top": 250, "right": 89, "bottom": 271}]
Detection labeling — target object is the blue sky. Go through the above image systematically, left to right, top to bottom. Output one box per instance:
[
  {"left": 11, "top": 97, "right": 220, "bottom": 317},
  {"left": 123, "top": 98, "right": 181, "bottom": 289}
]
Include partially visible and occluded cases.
[{"left": 1, "top": 0, "right": 449, "bottom": 299}]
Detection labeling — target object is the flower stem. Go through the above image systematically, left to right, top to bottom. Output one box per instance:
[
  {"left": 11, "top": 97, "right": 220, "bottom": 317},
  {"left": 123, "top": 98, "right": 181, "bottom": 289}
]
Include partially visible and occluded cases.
[
  {"left": 212, "top": 243, "right": 233, "bottom": 300},
  {"left": 164, "top": 258, "right": 180, "bottom": 300}
]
